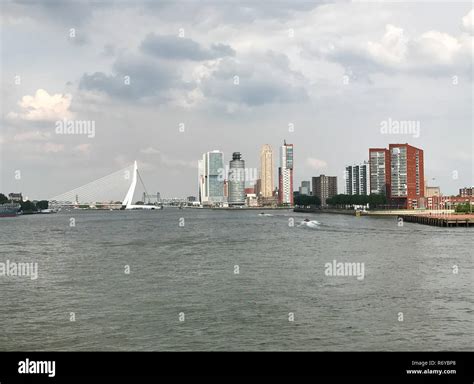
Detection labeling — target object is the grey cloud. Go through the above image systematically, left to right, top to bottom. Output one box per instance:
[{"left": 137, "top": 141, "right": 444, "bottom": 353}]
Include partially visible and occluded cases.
[
  {"left": 11, "top": 0, "right": 101, "bottom": 25},
  {"left": 142, "top": 1, "right": 325, "bottom": 25},
  {"left": 305, "top": 28, "right": 473, "bottom": 80},
  {"left": 68, "top": 33, "right": 89, "bottom": 46},
  {"left": 140, "top": 33, "right": 235, "bottom": 61},
  {"left": 211, "top": 43, "right": 236, "bottom": 58},
  {"left": 102, "top": 44, "right": 116, "bottom": 57},
  {"left": 327, "top": 44, "right": 473, "bottom": 80},
  {"left": 200, "top": 53, "right": 309, "bottom": 107},
  {"left": 79, "top": 56, "right": 188, "bottom": 100},
  {"left": 208, "top": 79, "right": 308, "bottom": 106}
]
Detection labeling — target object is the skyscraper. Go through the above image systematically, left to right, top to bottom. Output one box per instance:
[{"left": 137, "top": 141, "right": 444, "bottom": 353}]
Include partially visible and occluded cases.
[
  {"left": 278, "top": 141, "right": 294, "bottom": 205},
  {"left": 259, "top": 144, "right": 274, "bottom": 198},
  {"left": 369, "top": 148, "right": 391, "bottom": 195},
  {"left": 198, "top": 150, "right": 225, "bottom": 206},
  {"left": 228, "top": 152, "right": 246, "bottom": 206},
  {"left": 345, "top": 162, "right": 370, "bottom": 195},
  {"left": 312, "top": 175, "right": 337, "bottom": 206}
]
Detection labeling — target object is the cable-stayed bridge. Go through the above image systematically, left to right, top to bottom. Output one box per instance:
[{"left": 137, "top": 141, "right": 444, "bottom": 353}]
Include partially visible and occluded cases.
[{"left": 49, "top": 161, "right": 162, "bottom": 209}]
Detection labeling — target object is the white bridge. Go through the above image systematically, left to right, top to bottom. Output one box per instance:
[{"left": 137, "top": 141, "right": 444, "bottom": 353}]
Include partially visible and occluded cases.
[
  {"left": 49, "top": 161, "right": 162, "bottom": 210},
  {"left": 121, "top": 161, "right": 160, "bottom": 210}
]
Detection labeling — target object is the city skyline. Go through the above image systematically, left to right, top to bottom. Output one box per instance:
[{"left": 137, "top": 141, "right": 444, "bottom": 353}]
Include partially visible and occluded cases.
[
  {"left": 1, "top": 2, "right": 472, "bottom": 200},
  {"left": 2, "top": 140, "right": 472, "bottom": 203}
]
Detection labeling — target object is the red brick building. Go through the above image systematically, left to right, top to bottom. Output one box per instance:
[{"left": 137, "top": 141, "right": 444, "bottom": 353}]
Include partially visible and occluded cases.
[
  {"left": 369, "top": 144, "right": 424, "bottom": 209},
  {"left": 389, "top": 144, "right": 424, "bottom": 209},
  {"left": 425, "top": 195, "right": 473, "bottom": 210}
]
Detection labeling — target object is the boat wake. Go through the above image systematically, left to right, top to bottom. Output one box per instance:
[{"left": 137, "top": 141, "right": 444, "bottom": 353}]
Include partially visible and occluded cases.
[
  {"left": 258, "top": 213, "right": 273, "bottom": 217},
  {"left": 298, "top": 219, "right": 321, "bottom": 228}
]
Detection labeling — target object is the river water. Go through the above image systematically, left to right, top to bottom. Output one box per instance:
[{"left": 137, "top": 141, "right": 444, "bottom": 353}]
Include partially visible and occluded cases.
[{"left": 0, "top": 209, "right": 472, "bottom": 351}]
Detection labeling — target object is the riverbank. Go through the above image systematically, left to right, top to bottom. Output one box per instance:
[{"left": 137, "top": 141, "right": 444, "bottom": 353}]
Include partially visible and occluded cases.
[
  {"left": 209, "top": 207, "right": 291, "bottom": 211},
  {"left": 293, "top": 207, "right": 458, "bottom": 217},
  {"left": 294, "top": 208, "right": 357, "bottom": 215}
]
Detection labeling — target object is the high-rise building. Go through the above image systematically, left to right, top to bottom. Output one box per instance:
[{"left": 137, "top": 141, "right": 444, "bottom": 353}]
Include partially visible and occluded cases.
[
  {"left": 278, "top": 141, "right": 294, "bottom": 205},
  {"left": 389, "top": 143, "right": 424, "bottom": 208},
  {"left": 260, "top": 144, "right": 274, "bottom": 198},
  {"left": 369, "top": 144, "right": 425, "bottom": 209},
  {"left": 369, "top": 148, "right": 391, "bottom": 195},
  {"left": 198, "top": 150, "right": 225, "bottom": 206},
  {"left": 228, "top": 152, "right": 246, "bottom": 206},
  {"left": 345, "top": 162, "right": 370, "bottom": 195},
  {"left": 312, "top": 175, "right": 337, "bottom": 206},
  {"left": 299, "top": 181, "right": 311, "bottom": 195},
  {"left": 459, "top": 187, "right": 473, "bottom": 197}
]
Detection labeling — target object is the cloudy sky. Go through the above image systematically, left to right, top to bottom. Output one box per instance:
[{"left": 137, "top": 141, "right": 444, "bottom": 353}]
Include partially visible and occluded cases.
[{"left": 1, "top": 0, "right": 472, "bottom": 200}]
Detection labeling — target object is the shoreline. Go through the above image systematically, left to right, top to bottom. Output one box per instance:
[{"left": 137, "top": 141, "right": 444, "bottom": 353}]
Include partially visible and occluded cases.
[{"left": 293, "top": 207, "right": 464, "bottom": 216}]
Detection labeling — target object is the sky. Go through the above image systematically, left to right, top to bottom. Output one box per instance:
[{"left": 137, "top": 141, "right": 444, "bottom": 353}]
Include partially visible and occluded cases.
[{"left": 1, "top": 0, "right": 473, "bottom": 200}]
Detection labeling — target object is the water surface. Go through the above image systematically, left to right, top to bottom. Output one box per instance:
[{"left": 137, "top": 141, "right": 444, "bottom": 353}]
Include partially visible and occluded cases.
[{"left": 0, "top": 209, "right": 472, "bottom": 351}]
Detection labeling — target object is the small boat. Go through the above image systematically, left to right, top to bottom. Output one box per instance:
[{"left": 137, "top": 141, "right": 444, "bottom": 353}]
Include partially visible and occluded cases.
[
  {"left": 0, "top": 203, "right": 20, "bottom": 217},
  {"left": 39, "top": 208, "right": 58, "bottom": 214}
]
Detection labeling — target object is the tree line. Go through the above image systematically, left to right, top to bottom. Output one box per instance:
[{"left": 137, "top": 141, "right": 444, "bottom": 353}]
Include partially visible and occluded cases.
[
  {"left": 0, "top": 193, "right": 49, "bottom": 212},
  {"left": 294, "top": 193, "right": 387, "bottom": 209},
  {"left": 326, "top": 194, "right": 387, "bottom": 208},
  {"left": 294, "top": 195, "right": 321, "bottom": 207}
]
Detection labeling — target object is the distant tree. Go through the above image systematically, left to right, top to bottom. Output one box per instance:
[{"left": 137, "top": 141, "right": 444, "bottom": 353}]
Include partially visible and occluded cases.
[
  {"left": 0, "top": 193, "right": 8, "bottom": 204},
  {"left": 368, "top": 193, "right": 387, "bottom": 209},
  {"left": 326, "top": 194, "right": 374, "bottom": 208},
  {"left": 326, "top": 194, "right": 350, "bottom": 207},
  {"left": 294, "top": 195, "right": 321, "bottom": 207},
  {"left": 310, "top": 195, "right": 321, "bottom": 206},
  {"left": 20, "top": 200, "right": 37, "bottom": 212},
  {"left": 36, "top": 200, "right": 49, "bottom": 210},
  {"left": 455, "top": 203, "right": 471, "bottom": 213}
]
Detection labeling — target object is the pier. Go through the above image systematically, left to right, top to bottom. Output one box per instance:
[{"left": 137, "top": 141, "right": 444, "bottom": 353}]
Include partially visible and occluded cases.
[{"left": 398, "top": 214, "right": 474, "bottom": 227}]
